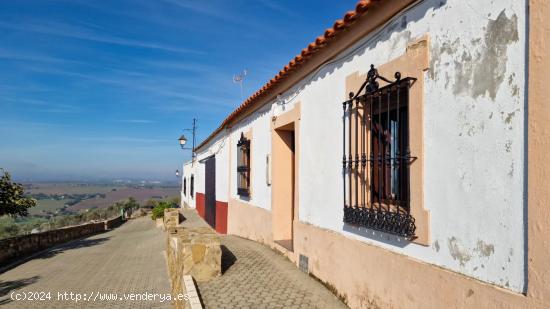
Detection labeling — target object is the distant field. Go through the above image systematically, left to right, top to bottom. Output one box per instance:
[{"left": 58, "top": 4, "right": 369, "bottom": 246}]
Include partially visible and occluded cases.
[
  {"left": 1, "top": 182, "right": 180, "bottom": 239},
  {"left": 23, "top": 183, "right": 180, "bottom": 213},
  {"left": 26, "top": 183, "right": 116, "bottom": 195},
  {"left": 69, "top": 187, "right": 179, "bottom": 211},
  {"left": 30, "top": 199, "right": 73, "bottom": 215}
]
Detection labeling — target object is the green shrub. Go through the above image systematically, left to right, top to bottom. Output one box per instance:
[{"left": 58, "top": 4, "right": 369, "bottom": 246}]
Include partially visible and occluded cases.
[
  {"left": 169, "top": 196, "right": 181, "bottom": 207},
  {"left": 123, "top": 197, "right": 140, "bottom": 211},
  {"left": 144, "top": 199, "right": 158, "bottom": 209},
  {"left": 151, "top": 201, "right": 174, "bottom": 220},
  {"left": 0, "top": 216, "right": 20, "bottom": 238}
]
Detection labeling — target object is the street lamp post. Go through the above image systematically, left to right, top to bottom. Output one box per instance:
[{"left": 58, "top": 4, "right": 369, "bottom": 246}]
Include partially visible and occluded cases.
[
  {"left": 178, "top": 118, "right": 197, "bottom": 158},
  {"left": 177, "top": 119, "right": 197, "bottom": 209},
  {"left": 175, "top": 169, "right": 180, "bottom": 182}
]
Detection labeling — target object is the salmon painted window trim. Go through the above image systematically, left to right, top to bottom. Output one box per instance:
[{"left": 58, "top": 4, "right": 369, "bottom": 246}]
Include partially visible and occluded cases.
[
  {"left": 342, "top": 65, "right": 417, "bottom": 239},
  {"left": 237, "top": 132, "right": 251, "bottom": 197}
]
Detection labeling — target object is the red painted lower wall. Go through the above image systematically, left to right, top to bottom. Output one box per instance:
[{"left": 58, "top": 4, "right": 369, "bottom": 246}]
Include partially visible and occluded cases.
[
  {"left": 195, "top": 193, "right": 227, "bottom": 234},
  {"left": 196, "top": 193, "right": 205, "bottom": 219},
  {"left": 215, "top": 201, "right": 228, "bottom": 234}
]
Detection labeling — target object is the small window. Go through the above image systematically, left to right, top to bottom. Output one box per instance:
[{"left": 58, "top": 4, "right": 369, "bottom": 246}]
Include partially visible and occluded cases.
[
  {"left": 342, "top": 65, "right": 416, "bottom": 238},
  {"left": 237, "top": 132, "right": 251, "bottom": 196},
  {"left": 190, "top": 174, "right": 194, "bottom": 197},
  {"left": 183, "top": 177, "right": 187, "bottom": 196}
]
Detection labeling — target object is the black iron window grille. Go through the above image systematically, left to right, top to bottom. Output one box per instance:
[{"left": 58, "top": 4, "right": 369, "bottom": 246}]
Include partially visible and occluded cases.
[
  {"left": 342, "top": 64, "right": 417, "bottom": 238},
  {"left": 237, "top": 133, "right": 251, "bottom": 197},
  {"left": 190, "top": 175, "right": 194, "bottom": 197},
  {"left": 183, "top": 177, "right": 187, "bottom": 196}
]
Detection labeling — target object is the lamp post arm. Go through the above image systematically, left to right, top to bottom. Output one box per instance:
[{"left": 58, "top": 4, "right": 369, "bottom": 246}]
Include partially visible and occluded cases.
[{"left": 180, "top": 118, "right": 197, "bottom": 158}]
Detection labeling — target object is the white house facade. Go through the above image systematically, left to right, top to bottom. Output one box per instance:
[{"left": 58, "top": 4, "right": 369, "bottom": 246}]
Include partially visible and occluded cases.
[{"left": 181, "top": 0, "right": 550, "bottom": 308}]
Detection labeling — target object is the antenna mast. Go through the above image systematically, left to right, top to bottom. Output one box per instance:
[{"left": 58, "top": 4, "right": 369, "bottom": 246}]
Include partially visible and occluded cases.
[{"left": 233, "top": 69, "right": 247, "bottom": 101}]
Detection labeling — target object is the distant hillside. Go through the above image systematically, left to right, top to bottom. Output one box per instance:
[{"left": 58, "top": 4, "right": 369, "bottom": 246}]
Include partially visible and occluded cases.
[{"left": 68, "top": 187, "right": 179, "bottom": 210}]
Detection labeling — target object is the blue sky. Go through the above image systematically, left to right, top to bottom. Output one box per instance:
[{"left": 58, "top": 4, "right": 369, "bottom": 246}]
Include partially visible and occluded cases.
[{"left": 0, "top": 0, "right": 356, "bottom": 181}]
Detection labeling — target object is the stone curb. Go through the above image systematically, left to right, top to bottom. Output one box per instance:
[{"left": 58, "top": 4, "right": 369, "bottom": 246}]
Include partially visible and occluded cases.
[{"left": 183, "top": 275, "right": 202, "bottom": 309}]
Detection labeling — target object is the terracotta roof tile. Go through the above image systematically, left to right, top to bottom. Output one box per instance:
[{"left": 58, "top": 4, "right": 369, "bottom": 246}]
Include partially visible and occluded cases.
[{"left": 195, "top": 0, "right": 379, "bottom": 151}]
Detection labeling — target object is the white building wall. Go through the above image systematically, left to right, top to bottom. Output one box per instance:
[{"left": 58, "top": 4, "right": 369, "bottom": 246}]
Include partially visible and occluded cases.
[
  {"left": 193, "top": 0, "right": 526, "bottom": 293},
  {"left": 296, "top": 0, "right": 526, "bottom": 292},
  {"left": 228, "top": 105, "right": 277, "bottom": 210},
  {"left": 195, "top": 132, "right": 229, "bottom": 202},
  {"left": 181, "top": 160, "right": 196, "bottom": 208}
]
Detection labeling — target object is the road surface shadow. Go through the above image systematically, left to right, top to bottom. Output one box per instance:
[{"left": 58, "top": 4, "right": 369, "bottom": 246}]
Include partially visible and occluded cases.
[
  {"left": 178, "top": 212, "right": 186, "bottom": 224},
  {"left": 37, "top": 237, "right": 110, "bottom": 260},
  {"left": 221, "top": 245, "right": 236, "bottom": 274},
  {"left": 0, "top": 276, "right": 40, "bottom": 305}
]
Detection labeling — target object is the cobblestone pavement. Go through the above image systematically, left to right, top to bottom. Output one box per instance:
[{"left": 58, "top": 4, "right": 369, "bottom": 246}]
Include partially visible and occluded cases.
[
  {"left": 178, "top": 210, "right": 347, "bottom": 309},
  {"left": 0, "top": 217, "right": 171, "bottom": 309},
  {"left": 197, "top": 235, "right": 347, "bottom": 309}
]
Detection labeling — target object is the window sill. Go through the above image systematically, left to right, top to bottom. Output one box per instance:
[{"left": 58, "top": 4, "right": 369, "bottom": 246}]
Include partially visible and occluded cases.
[{"left": 237, "top": 188, "right": 250, "bottom": 197}]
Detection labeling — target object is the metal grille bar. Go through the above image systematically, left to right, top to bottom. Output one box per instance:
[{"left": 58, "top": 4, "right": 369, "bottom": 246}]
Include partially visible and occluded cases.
[
  {"left": 342, "top": 64, "right": 417, "bottom": 238},
  {"left": 237, "top": 133, "right": 251, "bottom": 197}
]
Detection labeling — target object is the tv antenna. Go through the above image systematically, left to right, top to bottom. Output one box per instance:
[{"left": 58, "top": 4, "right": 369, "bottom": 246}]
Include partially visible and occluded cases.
[{"left": 233, "top": 69, "right": 247, "bottom": 101}]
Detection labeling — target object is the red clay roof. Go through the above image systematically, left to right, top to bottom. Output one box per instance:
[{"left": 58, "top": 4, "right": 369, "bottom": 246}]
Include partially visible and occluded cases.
[{"left": 195, "top": 0, "right": 381, "bottom": 151}]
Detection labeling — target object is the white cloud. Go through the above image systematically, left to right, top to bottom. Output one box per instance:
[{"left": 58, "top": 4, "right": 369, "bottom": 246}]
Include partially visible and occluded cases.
[{"left": 0, "top": 20, "right": 200, "bottom": 54}]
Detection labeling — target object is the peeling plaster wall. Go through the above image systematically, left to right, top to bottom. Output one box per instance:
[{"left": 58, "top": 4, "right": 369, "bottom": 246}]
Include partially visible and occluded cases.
[
  {"left": 192, "top": 0, "right": 527, "bottom": 293},
  {"left": 296, "top": 0, "right": 526, "bottom": 292}
]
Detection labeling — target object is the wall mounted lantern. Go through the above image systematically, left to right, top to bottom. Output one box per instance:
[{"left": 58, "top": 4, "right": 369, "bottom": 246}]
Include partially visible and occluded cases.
[
  {"left": 178, "top": 118, "right": 197, "bottom": 158},
  {"left": 178, "top": 135, "right": 187, "bottom": 148}
]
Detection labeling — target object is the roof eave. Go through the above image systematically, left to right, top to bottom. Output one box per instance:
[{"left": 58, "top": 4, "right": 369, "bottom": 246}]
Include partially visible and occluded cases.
[{"left": 195, "top": 0, "right": 415, "bottom": 152}]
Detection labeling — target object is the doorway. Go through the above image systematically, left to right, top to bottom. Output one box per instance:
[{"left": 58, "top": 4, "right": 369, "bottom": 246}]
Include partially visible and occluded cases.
[
  {"left": 272, "top": 123, "right": 295, "bottom": 251},
  {"left": 204, "top": 156, "right": 216, "bottom": 229}
]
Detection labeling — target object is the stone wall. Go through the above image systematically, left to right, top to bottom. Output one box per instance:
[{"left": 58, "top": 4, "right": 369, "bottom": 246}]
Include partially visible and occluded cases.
[
  {"left": 163, "top": 208, "right": 180, "bottom": 232},
  {"left": 164, "top": 209, "right": 221, "bottom": 309},
  {"left": 104, "top": 215, "right": 124, "bottom": 230},
  {"left": 0, "top": 216, "right": 124, "bottom": 267},
  {"left": 167, "top": 227, "right": 221, "bottom": 282}
]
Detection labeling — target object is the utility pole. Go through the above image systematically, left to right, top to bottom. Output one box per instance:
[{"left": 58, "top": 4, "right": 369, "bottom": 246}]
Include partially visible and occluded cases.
[{"left": 191, "top": 118, "right": 196, "bottom": 157}]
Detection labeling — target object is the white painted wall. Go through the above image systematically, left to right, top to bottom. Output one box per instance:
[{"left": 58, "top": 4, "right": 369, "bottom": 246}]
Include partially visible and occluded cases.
[
  {"left": 192, "top": 0, "right": 527, "bottom": 292},
  {"left": 228, "top": 105, "right": 277, "bottom": 210},
  {"left": 195, "top": 132, "right": 230, "bottom": 202},
  {"left": 181, "top": 160, "right": 196, "bottom": 208}
]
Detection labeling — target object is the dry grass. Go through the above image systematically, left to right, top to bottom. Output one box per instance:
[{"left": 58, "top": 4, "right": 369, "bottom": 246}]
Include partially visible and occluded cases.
[{"left": 30, "top": 199, "right": 73, "bottom": 215}]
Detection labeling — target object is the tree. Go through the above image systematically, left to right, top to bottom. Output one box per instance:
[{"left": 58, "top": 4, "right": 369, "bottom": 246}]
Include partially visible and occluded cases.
[
  {"left": 0, "top": 169, "right": 36, "bottom": 217},
  {"left": 124, "top": 197, "right": 140, "bottom": 210}
]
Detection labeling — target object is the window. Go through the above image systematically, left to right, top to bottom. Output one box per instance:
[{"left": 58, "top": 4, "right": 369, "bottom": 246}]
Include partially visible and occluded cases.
[
  {"left": 342, "top": 65, "right": 416, "bottom": 238},
  {"left": 237, "top": 132, "right": 251, "bottom": 196},
  {"left": 190, "top": 174, "right": 194, "bottom": 197},
  {"left": 183, "top": 177, "right": 187, "bottom": 196}
]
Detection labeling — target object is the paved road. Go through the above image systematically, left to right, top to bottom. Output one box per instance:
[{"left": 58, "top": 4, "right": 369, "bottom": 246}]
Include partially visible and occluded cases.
[
  {"left": 178, "top": 209, "right": 347, "bottom": 309},
  {"left": 0, "top": 217, "right": 171, "bottom": 309}
]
